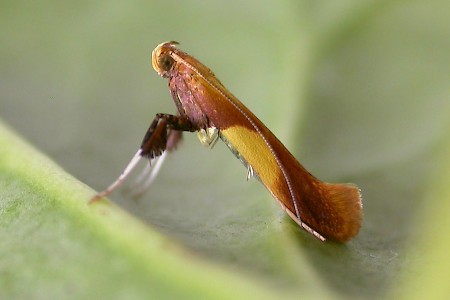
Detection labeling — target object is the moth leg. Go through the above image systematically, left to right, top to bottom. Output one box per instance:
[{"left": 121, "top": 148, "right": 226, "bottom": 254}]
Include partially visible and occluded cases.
[
  {"left": 90, "top": 113, "right": 194, "bottom": 203},
  {"left": 140, "top": 113, "right": 193, "bottom": 158},
  {"left": 130, "top": 128, "right": 184, "bottom": 195},
  {"left": 89, "top": 149, "right": 144, "bottom": 203},
  {"left": 128, "top": 151, "right": 167, "bottom": 198},
  {"left": 130, "top": 159, "right": 154, "bottom": 189}
]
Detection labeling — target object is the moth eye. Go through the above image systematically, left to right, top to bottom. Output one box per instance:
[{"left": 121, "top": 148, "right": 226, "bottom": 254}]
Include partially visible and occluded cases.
[{"left": 159, "top": 55, "right": 175, "bottom": 72}]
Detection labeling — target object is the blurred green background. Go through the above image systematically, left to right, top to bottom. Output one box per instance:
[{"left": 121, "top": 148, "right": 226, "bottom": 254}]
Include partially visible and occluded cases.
[{"left": 1, "top": 1, "right": 449, "bottom": 299}]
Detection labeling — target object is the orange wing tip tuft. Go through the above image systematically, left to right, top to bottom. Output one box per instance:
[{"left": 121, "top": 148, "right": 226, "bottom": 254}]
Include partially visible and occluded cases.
[{"left": 322, "top": 182, "right": 363, "bottom": 242}]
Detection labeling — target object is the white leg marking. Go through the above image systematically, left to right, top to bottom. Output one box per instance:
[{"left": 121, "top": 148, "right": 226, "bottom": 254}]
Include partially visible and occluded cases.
[
  {"left": 90, "top": 149, "right": 143, "bottom": 202},
  {"left": 130, "top": 151, "right": 167, "bottom": 198}
]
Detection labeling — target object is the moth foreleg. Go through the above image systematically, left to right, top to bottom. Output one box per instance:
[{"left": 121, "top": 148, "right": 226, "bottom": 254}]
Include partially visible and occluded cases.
[{"left": 90, "top": 113, "right": 194, "bottom": 203}]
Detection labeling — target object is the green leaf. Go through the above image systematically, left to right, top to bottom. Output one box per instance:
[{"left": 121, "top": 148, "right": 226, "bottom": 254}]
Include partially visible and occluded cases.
[
  {"left": 1, "top": 0, "right": 449, "bottom": 299},
  {"left": 0, "top": 122, "right": 286, "bottom": 299}
]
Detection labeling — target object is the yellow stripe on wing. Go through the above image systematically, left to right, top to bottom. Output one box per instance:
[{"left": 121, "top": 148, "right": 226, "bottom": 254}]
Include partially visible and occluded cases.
[{"left": 221, "top": 126, "right": 281, "bottom": 189}]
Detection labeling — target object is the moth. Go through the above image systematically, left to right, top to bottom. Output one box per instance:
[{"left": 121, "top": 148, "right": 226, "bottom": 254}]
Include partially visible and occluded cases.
[{"left": 91, "top": 41, "right": 362, "bottom": 242}]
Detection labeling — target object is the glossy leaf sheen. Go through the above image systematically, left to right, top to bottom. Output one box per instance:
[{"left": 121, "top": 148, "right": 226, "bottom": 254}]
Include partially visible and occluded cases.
[{"left": 1, "top": 0, "right": 449, "bottom": 299}]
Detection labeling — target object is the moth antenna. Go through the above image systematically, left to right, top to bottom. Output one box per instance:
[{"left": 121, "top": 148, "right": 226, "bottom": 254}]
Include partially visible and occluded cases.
[{"left": 277, "top": 200, "right": 326, "bottom": 241}]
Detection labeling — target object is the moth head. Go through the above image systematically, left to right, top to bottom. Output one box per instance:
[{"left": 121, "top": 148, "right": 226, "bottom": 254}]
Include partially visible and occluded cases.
[{"left": 152, "top": 41, "right": 179, "bottom": 77}]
